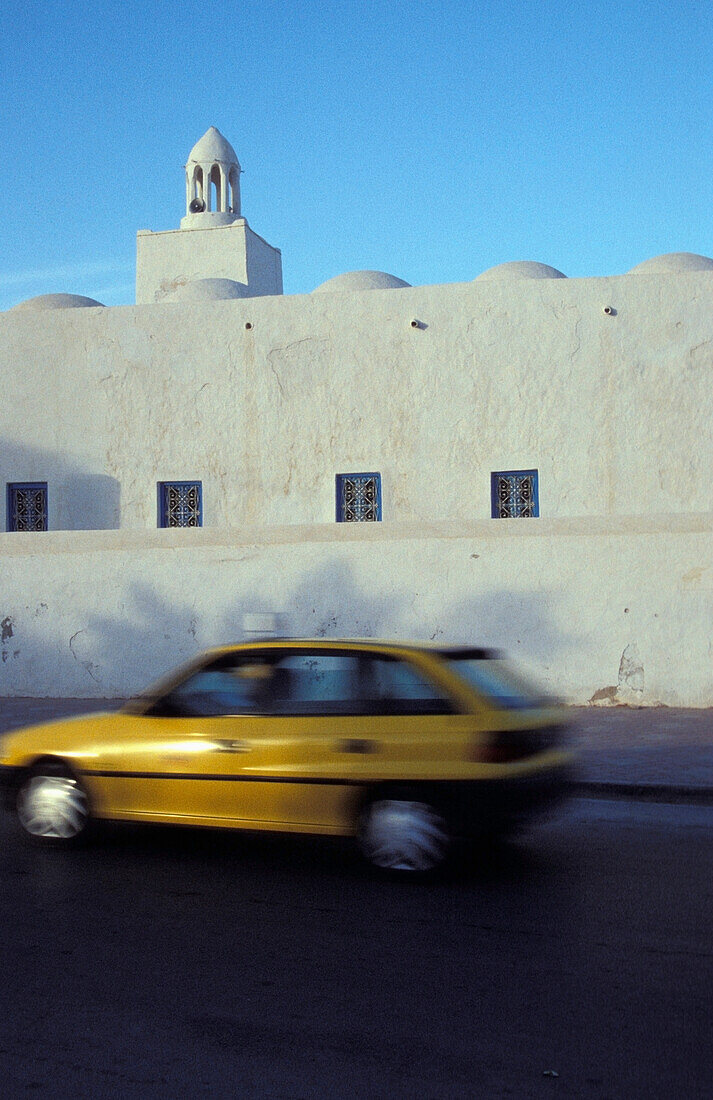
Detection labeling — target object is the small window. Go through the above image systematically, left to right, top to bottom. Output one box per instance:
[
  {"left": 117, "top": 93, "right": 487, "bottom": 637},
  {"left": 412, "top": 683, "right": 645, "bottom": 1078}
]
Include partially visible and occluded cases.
[
  {"left": 491, "top": 470, "right": 539, "bottom": 518},
  {"left": 336, "top": 473, "right": 382, "bottom": 522},
  {"left": 158, "top": 481, "right": 202, "bottom": 527},
  {"left": 7, "top": 483, "right": 48, "bottom": 532}
]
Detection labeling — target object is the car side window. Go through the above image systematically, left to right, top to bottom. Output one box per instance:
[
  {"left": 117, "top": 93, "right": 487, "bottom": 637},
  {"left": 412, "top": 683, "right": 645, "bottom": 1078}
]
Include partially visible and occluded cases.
[
  {"left": 148, "top": 651, "right": 455, "bottom": 719},
  {"left": 267, "top": 654, "right": 363, "bottom": 715},
  {"left": 363, "top": 657, "right": 454, "bottom": 715},
  {"left": 152, "top": 662, "right": 273, "bottom": 717}
]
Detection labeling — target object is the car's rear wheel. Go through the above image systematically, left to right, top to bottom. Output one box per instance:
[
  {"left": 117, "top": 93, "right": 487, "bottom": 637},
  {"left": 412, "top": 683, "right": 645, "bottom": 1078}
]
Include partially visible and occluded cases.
[
  {"left": 16, "top": 761, "right": 90, "bottom": 845},
  {"left": 357, "top": 795, "right": 451, "bottom": 873}
]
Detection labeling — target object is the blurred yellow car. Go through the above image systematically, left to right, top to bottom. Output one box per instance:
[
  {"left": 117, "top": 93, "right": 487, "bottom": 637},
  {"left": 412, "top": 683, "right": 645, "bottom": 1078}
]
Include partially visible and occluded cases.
[{"left": 0, "top": 640, "right": 573, "bottom": 872}]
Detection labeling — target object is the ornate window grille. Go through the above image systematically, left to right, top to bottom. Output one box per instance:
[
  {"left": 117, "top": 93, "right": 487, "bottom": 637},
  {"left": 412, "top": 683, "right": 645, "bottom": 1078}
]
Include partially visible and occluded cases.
[
  {"left": 491, "top": 470, "right": 539, "bottom": 518},
  {"left": 336, "top": 473, "right": 382, "bottom": 522},
  {"left": 158, "top": 481, "right": 203, "bottom": 527},
  {"left": 7, "top": 483, "right": 48, "bottom": 531}
]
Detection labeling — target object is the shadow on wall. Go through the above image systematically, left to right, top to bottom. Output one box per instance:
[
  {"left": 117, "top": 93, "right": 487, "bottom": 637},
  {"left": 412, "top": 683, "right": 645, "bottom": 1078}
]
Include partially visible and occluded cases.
[
  {"left": 0, "top": 439, "right": 120, "bottom": 530},
  {"left": 0, "top": 557, "right": 574, "bottom": 697},
  {"left": 42, "top": 562, "right": 413, "bottom": 694},
  {"left": 430, "top": 589, "right": 570, "bottom": 677}
]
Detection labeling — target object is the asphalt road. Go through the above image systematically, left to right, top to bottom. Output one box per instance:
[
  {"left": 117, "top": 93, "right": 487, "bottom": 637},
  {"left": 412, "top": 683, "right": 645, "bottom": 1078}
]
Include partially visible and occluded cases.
[{"left": 0, "top": 799, "right": 711, "bottom": 1099}]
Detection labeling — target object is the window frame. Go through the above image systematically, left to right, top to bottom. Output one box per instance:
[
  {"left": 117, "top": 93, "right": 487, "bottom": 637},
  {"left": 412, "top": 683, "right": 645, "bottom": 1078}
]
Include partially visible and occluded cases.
[
  {"left": 490, "top": 469, "right": 539, "bottom": 519},
  {"left": 335, "top": 472, "right": 382, "bottom": 523},
  {"left": 157, "top": 480, "right": 203, "bottom": 528},
  {"left": 6, "top": 482, "right": 48, "bottom": 532}
]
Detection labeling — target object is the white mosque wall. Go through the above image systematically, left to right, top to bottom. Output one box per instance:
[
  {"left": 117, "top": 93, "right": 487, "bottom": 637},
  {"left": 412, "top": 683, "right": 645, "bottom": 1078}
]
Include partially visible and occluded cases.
[
  {"left": 135, "top": 221, "right": 283, "bottom": 303},
  {"left": 243, "top": 225, "right": 284, "bottom": 296},
  {"left": 2, "top": 271, "right": 713, "bottom": 531},
  {"left": 3, "top": 271, "right": 713, "bottom": 704},
  {"left": 0, "top": 516, "right": 711, "bottom": 705}
]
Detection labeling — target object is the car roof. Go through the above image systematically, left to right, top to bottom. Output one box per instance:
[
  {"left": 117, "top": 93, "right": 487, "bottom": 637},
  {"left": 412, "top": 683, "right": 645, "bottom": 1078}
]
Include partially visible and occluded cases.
[{"left": 203, "top": 639, "right": 501, "bottom": 660}]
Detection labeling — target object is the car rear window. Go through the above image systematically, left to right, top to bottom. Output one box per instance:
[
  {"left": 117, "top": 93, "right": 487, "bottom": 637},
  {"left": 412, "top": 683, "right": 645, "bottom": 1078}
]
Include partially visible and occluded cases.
[{"left": 444, "top": 655, "right": 553, "bottom": 710}]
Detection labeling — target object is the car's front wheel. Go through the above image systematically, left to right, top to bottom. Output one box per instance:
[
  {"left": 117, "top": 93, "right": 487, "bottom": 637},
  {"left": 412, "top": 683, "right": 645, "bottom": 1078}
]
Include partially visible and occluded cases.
[
  {"left": 16, "top": 761, "right": 90, "bottom": 845},
  {"left": 357, "top": 795, "right": 451, "bottom": 873}
]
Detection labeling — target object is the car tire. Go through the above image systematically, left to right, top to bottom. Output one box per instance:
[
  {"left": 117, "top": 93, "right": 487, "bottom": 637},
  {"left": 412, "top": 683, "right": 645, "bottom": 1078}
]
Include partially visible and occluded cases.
[
  {"left": 16, "top": 760, "right": 90, "bottom": 845},
  {"left": 357, "top": 793, "right": 451, "bottom": 873}
]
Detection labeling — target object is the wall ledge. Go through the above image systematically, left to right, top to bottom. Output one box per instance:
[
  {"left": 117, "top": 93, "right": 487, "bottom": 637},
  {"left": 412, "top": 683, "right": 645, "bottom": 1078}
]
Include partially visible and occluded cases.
[{"left": 1, "top": 512, "right": 711, "bottom": 558}]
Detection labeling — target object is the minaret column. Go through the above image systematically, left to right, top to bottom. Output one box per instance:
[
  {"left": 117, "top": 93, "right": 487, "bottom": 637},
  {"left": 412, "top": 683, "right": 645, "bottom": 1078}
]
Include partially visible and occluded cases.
[
  {"left": 219, "top": 165, "right": 229, "bottom": 212},
  {"left": 230, "top": 167, "right": 241, "bottom": 216}
]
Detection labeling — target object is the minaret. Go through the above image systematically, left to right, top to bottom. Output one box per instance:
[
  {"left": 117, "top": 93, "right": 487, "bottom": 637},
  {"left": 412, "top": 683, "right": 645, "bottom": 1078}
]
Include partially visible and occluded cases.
[
  {"left": 136, "top": 127, "right": 283, "bottom": 304},
  {"left": 181, "top": 127, "right": 242, "bottom": 227}
]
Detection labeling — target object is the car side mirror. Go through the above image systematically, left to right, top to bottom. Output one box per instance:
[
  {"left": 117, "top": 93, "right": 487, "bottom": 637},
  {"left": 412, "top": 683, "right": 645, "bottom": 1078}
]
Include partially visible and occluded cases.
[{"left": 144, "top": 695, "right": 182, "bottom": 718}]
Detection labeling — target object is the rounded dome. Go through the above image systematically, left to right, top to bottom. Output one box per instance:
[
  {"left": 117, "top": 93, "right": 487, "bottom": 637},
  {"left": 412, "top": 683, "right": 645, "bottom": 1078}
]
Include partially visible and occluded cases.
[
  {"left": 187, "top": 126, "right": 240, "bottom": 167},
  {"left": 627, "top": 252, "right": 713, "bottom": 275},
  {"left": 474, "top": 261, "right": 567, "bottom": 281},
  {"left": 312, "top": 270, "right": 411, "bottom": 293},
  {"left": 164, "top": 278, "right": 250, "bottom": 302},
  {"left": 10, "top": 293, "right": 105, "bottom": 312}
]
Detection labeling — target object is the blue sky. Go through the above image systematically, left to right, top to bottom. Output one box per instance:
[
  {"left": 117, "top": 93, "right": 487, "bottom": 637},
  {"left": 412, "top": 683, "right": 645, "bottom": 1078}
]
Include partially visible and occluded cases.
[{"left": 2, "top": 0, "right": 712, "bottom": 310}]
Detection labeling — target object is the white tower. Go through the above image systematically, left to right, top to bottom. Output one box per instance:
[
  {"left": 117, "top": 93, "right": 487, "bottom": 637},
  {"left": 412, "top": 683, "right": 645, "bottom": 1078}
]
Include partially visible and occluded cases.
[
  {"left": 136, "top": 127, "right": 283, "bottom": 304},
  {"left": 181, "top": 127, "right": 242, "bottom": 227}
]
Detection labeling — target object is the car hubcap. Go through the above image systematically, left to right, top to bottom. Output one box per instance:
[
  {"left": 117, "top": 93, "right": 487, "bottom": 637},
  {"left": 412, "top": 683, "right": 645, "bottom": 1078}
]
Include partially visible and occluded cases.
[
  {"left": 17, "top": 774, "right": 88, "bottom": 839},
  {"left": 359, "top": 800, "right": 450, "bottom": 872}
]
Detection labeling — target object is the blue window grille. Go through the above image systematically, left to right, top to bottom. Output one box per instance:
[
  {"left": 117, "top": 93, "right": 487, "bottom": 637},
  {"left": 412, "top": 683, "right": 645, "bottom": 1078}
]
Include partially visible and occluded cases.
[
  {"left": 491, "top": 470, "right": 539, "bottom": 518},
  {"left": 336, "top": 473, "right": 382, "bottom": 522},
  {"left": 158, "top": 481, "right": 203, "bottom": 527},
  {"left": 7, "top": 483, "right": 48, "bottom": 531}
]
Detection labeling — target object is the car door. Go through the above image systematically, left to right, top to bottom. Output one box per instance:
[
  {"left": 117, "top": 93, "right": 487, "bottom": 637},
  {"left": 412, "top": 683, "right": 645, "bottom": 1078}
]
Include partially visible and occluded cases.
[
  {"left": 254, "top": 649, "right": 470, "bottom": 830},
  {"left": 245, "top": 650, "right": 367, "bottom": 829},
  {"left": 358, "top": 652, "right": 475, "bottom": 770},
  {"left": 95, "top": 657, "right": 290, "bottom": 825}
]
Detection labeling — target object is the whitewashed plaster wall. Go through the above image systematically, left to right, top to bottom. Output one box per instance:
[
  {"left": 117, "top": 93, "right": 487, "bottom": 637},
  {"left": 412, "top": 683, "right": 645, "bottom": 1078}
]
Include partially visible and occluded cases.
[
  {"left": 135, "top": 222, "right": 283, "bottom": 303},
  {"left": 2, "top": 272, "right": 713, "bottom": 531},
  {"left": 0, "top": 516, "right": 711, "bottom": 704}
]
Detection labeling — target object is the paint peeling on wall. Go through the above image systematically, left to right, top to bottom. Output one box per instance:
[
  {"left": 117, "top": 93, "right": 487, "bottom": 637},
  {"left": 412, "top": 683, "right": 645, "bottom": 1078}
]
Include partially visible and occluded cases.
[
  {"left": 682, "top": 566, "right": 708, "bottom": 587},
  {"left": 69, "top": 630, "right": 101, "bottom": 684},
  {"left": 618, "top": 642, "right": 644, "bottom": 694},
  {"left": 589, "top": 643, "right": 645, "bottom": 705},
  {"left": 589, "top": 685, "right": 618, "bottom": 705}
]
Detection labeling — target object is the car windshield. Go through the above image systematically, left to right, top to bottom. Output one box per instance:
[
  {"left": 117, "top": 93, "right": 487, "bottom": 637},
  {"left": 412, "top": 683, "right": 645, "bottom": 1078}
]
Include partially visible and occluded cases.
[{"left": 445, "top": 654, "right": 553, "bottom": 710}]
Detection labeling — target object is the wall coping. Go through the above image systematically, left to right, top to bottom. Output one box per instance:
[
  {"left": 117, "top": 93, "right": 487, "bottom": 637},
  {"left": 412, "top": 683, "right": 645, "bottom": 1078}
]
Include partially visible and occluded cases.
[{"left": 1, "top": 513, "right": 712, "bottom": 558}]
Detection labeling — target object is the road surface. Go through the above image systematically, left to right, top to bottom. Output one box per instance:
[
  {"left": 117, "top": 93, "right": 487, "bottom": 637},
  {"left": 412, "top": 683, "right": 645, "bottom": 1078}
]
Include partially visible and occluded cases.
[{"left": 0, "top": 797, "right": 711, "bottom": 1098}]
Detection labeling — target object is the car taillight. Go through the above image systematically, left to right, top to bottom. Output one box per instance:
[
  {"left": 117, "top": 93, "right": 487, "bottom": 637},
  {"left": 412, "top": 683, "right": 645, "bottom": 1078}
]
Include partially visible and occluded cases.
[
  {"left": 470, "top": 726, "right": 564, "bottom": 763},
  {"left": 470, "top": 741, "right": 528, "bottom": 763}
]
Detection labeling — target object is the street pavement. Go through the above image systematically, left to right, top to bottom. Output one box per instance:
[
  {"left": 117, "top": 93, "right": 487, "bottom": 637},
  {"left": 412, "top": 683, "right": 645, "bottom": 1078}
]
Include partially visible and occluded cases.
[
  {"left": 1, "top": 697, "right": 712, "bottom": 800},
  {"left": 570, "top": 705, "right": 713, "bottom": 801}
]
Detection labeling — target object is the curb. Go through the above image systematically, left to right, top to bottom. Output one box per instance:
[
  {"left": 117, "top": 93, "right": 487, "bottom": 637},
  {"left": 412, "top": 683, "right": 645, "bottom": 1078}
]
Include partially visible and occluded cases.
[{"left": 575, "top": 781, "right": 713, "bottom": 805}]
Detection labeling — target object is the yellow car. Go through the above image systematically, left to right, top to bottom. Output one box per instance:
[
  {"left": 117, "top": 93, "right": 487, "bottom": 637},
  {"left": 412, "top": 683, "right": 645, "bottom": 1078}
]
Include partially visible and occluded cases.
[{"left": 0, "top": 640, "right": 573, "bottom": 872}]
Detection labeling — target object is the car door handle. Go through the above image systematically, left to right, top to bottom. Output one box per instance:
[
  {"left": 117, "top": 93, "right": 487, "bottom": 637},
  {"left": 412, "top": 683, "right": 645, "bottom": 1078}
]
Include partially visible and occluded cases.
[
  {"left": 335, "top": 738, "right": 378, "bottom": 754},
  {"left": 212, "top": 739, "right": 251, "bottom": 753}
]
